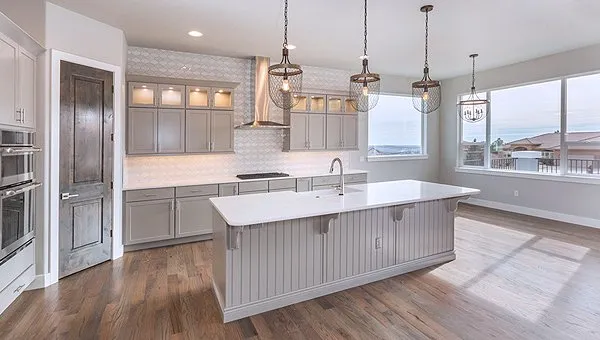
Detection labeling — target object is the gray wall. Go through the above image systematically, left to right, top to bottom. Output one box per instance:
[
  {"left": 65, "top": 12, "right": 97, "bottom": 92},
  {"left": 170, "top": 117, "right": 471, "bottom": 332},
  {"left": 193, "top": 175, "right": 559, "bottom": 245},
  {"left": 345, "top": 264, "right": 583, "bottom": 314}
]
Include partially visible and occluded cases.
[
  {"left": 0, "top": 0, "right": 45, "bottom": 45},
  {"left": 440, "top": 44, "right": 600, "bottom": 222}
]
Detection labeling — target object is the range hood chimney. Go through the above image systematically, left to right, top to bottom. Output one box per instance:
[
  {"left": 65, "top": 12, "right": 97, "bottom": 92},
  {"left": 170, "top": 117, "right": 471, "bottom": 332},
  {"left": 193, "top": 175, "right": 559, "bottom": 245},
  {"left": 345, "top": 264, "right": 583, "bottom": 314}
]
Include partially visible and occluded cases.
[{"left": 235, "top": 56, "right": 290, "bottom": 129}]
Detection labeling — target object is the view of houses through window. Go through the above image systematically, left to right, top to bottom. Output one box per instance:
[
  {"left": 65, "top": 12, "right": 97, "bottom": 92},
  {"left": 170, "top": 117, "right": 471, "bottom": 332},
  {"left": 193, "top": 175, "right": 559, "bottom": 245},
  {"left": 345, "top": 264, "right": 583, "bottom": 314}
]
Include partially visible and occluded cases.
[
  {"left": 459, "top": 75, "right": 600, "bottom": 175},
  {"left": 368, "top": 94, "right": 425, "bottom": 157}
]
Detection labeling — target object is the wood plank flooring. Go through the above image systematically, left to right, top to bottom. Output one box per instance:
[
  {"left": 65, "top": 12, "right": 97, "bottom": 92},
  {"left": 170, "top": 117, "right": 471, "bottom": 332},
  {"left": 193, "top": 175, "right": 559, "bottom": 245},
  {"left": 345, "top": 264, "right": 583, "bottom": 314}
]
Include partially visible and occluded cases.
[{"left": 1, "top": 204, "right": 599, "bottom": 339}]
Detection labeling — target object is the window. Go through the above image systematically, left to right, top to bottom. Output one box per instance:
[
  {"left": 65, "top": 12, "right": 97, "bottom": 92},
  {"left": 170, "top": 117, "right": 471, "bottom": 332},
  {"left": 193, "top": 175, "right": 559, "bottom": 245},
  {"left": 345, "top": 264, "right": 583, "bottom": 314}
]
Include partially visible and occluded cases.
[
  {"left": 458, "top": 74, "right": 600, "bottom": 177},
  {"left": 368, "top": 95, "right": 426, "bottom": 159}
]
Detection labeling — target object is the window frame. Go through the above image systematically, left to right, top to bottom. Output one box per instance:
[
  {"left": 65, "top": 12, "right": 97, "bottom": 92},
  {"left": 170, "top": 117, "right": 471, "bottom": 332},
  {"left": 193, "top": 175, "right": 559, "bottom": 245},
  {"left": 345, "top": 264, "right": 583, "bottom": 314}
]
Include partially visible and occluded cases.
[
  {"left": 456, "top": 73, "right": 600, "bottom": 184},
  {"left": 367, "top": 93, "right": 428, "bottom": 162}
]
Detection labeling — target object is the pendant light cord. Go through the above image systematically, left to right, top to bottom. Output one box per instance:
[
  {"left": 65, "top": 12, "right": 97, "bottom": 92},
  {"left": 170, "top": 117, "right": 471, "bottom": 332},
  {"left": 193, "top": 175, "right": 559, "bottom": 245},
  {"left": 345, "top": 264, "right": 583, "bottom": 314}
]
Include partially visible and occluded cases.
[
  {"left": 283, "top": 0, "right": 288, "bottom": 47},
  {"left": 363, "top": 0, "right": 368, "bottom": 57},
  {"left": 424, "top": 9, "right": 429, "bottom": 68},
  {"left": 471, "top": 55, "right": 476, "bottom": 91}
]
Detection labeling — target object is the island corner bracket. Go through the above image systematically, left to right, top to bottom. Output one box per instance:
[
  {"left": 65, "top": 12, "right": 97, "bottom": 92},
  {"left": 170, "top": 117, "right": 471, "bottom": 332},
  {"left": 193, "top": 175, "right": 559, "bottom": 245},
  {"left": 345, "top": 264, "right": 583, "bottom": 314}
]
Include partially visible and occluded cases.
[
  {"left": 445, "top": 196, "right": 471, "bottom": 213},
  {"left": 393, "top": 203, "right": 416, "bottom": 222},
  {"left": 320, "top": 213, "right": 340, "bottom": 234},
  {"left": 227, "top": 225, "right": 245, "bottom": 250}
]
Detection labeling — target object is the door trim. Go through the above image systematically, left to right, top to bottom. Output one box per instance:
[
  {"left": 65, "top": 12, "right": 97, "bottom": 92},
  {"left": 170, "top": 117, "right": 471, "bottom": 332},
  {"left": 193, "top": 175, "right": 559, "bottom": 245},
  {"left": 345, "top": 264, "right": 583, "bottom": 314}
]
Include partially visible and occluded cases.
[{"left": 46, "top": 49, "right": 124, "bottom": 286}]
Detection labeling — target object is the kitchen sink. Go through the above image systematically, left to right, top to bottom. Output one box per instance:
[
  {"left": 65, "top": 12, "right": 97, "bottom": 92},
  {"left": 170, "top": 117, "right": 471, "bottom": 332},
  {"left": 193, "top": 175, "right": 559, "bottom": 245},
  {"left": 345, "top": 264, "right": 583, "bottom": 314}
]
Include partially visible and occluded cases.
[{"left": 313, "top": 187, "right": 362, "bottom": 198}]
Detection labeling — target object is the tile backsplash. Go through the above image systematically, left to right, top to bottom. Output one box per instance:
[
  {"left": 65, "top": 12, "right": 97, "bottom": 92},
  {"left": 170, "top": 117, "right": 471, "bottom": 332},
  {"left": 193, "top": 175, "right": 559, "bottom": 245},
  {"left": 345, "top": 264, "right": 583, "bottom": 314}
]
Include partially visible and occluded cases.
[{"left": 125, "top": 47, "right": 356, "bottom": 186}]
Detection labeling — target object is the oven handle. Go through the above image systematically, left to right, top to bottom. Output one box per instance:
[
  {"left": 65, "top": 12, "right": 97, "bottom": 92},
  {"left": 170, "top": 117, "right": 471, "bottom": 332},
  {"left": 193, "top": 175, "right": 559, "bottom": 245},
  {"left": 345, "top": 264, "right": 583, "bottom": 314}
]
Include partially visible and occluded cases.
[
  {"left": 0, "top": 147, "right": 42, "bottom": 156},
  {"left": 2, "top": 182, "right": 42, "bottom": 198}
]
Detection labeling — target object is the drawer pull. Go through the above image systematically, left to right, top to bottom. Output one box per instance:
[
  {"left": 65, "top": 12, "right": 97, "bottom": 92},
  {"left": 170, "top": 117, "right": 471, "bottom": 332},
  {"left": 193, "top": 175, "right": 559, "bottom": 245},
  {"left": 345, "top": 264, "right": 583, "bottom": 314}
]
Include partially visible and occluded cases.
[
  {"left": 190, "top": 190, "right": 205, "bottom": 193},
  {"left": 144, "top": 194, "right": 158, "bottom": 197},
  {"left": 14, "top": 284, "right": 25, "bottom": 293}
]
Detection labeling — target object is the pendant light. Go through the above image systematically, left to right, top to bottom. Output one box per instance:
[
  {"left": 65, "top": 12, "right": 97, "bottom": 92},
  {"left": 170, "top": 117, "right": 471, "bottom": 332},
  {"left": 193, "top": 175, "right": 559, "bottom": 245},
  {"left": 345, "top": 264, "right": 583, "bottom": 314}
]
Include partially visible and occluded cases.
[
  {"left": 268, "top": 0, "right": 303, "bottom": 110},
  {"left": 349, "top": 0, "right": 380, "bottom": 112},
  {"left": 412, "top": 5, "right": 441, "bottom": 114},
  {"left": 458, "top": 54, "right": 489, "bottom": 123}
]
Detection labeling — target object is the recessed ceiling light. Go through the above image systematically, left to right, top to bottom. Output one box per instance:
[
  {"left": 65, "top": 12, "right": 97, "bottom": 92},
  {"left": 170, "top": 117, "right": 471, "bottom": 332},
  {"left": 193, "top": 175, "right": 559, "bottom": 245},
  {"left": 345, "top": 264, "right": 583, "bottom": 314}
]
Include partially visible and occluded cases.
[
  {"left": 188, "top": 30, "right": 203, "bottom": 37},
  {"left": 286, "top": 44, "right": 296, "bottom": 50},
  {"left": 218, "top": 89, "right": 224, "bottom": 93}
]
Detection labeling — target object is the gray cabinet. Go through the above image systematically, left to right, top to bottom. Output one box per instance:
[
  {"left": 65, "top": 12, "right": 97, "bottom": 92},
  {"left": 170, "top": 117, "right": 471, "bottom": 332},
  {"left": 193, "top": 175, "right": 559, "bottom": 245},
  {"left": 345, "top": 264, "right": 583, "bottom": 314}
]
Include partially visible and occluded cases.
[
  {"left": 0, "top": 33, "right": 35, "bottom": 129},
  {"left": 0, "top": 34, "right": 17, "bottom": 127},
  {"left": 18, "top": 49, "right": 35, "bottom": 128},
  {"left": 129, "top": 82, "right": 158, "bottom": 107},
  {"left": 158, "top": 84, "right": 185, "bottom": 108},
  {"left": 128, "top": 108, "right": 158, "bottom": 154},
  {"left": 158, "top": 109, "right": 185, "bottom": 153},
  {"left": 185, "top": 110, "right": 211, "bottom": 152},
  {"left": 212, "top": 110, "right": 234, "bottom": 152},
  {"left": 285, "top": 113, "right": 326, "bottom": 151},
  {"left": 326, "top": 114, "right": 358, "bottom": 150},
  {"left": 342, "top": 115, "right": 358, "bottom": 150},
  {"left": 296, "top": 178, "right": 312, "bottom": 192},
  {"left": 219, "top": 183, "right": 238, "bottom": 197},
  {"left": 176, "top": 195, "right": 216, "bottom": 238},
  {"left": 125, "top": 199, "right": 175, "bottom": 245}
]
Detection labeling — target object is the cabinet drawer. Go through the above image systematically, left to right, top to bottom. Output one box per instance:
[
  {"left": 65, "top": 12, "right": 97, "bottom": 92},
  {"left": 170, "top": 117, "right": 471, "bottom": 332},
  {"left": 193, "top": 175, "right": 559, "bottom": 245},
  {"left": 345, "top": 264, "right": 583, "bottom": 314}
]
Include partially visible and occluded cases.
[
  {"left": 345, "top": 173, "right": 367, "bottom": 184},
  {"left": 312, "top": 175, "right": 339, "bottom": 187},
  {"left": 268, "top": 178, "right": 296, "bottom": 191},
  {"left": 296, "top": 178, "right": 312, "bottom": 192},
  {"left": 238, "top": 181, "right": 268, "bottom": 193},
  {"left": 219, "top": 183, "right": 238, "bottom": 197},
  {"left": 176, "top": 184, "right": 219, "bottom": 198},
  {"left": 313, "top": 184, "right": 337, "bottom": 191},
  {"left": 125, "top": 188, "right": 174, "bottom": 202},
  {"left": 268, "top": 188, "right": 295, "bottom": 193},
  {"left": 0, "top": 240, "right": 34, "bottom": 293},
  {"left": 0, "top": 265, "right": 34, "bottom": 314}
]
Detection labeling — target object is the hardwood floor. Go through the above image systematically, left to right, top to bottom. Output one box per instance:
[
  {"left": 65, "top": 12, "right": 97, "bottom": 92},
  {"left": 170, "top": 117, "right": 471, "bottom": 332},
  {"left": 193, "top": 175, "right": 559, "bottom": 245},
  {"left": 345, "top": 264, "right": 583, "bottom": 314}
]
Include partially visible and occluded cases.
[{"left": 1, "top": 205, "right": 599, "bottom": 339}]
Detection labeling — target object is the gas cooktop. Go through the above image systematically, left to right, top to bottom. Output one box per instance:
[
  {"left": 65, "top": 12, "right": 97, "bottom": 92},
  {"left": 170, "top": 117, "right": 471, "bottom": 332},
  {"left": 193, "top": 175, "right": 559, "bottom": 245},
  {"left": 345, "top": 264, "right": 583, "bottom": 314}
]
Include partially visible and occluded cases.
[{"left": 236, "top": 172, "right": 290, "bottom": 180}]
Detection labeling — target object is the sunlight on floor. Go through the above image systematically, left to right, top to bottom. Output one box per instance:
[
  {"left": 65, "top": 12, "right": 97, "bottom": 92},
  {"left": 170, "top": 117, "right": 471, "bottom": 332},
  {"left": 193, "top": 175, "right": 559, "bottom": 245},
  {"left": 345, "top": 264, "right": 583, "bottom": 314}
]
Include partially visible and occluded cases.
[{"left": 531, "top": 237, "right": 590, "bottom": 261}]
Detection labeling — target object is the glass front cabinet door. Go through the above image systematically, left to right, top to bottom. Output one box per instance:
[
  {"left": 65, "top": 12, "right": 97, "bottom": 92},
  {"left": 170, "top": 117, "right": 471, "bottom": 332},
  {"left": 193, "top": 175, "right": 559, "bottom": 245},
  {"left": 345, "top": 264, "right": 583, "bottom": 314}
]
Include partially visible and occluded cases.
[
  {"left": 129, "top": 82, "right": 158, "bottom": 107},
  {"left": 158, "top": 84, "right": 185, "bottom": 108},
  {"left": 186, "top": 86, "right": 210, "bottom": 109},
  {"left": 212, "top": 88, "right": 234, "bottom": 110},
  {"left": 291, "top": 94, "right": 309, "bottom": 112},
  {"left": 309, "top": 94, "right": 326, "bottom": 113},
  {"left": 327, "top": 96, "right": 343, "bottom": 113},
  {"left": 344, "top": 98, "right": 358, "bottom": 113}
]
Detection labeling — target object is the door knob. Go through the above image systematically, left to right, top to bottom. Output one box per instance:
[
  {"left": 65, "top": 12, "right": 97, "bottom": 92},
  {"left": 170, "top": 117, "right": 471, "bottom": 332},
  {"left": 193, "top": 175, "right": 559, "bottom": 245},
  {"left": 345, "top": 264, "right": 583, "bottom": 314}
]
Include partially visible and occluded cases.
[{"left": 61, "top": 192, "right": 80, "bottom": 200}]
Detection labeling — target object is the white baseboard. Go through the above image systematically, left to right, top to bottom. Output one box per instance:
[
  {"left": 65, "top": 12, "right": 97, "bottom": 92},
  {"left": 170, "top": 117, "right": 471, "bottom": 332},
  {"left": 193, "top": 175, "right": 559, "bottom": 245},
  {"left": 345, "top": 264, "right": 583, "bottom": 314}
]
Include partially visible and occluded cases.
[
  {"left": 465, "top": 198, "right": 600, "bottom": 229},
  {"left": 218, "top": 251, "right": 456, "bottom": 323},
  {"left": 26, "top": 273, "right": 51, "bottom": 290}
]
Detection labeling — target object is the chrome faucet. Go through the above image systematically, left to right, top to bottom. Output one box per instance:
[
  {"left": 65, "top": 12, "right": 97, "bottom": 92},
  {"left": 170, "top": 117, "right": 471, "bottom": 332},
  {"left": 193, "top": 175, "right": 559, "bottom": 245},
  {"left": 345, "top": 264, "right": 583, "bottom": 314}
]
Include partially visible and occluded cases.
[{"left": 329, "top": 157, "right": 344, "bottom": 195}]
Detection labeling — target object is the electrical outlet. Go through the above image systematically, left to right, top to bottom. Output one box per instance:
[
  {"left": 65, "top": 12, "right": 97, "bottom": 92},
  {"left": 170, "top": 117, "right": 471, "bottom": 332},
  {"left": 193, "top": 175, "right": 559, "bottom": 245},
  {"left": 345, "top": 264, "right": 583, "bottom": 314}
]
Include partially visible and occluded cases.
[
  {"left": 514, "top": 190, "right": 519, "bottom": 197},
  {"left": 375, "top": 237, "right": 382, "bottom": 249}
]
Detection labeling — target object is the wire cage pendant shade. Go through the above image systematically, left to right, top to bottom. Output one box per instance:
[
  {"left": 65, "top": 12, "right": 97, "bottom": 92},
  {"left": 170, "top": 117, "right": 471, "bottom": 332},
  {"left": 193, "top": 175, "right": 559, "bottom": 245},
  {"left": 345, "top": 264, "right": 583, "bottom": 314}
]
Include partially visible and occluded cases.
[
  {"left": 268, "top": 0, "right": 303, "bottom": 110},
  {"left": 349, "top": 0, "right": 380, "bottom": 112},
  {"left": 412, "top": 5, "right": 441, "bottom": 114},
  {"left": 458, "top": 54, "right": 489, "bottom": 123}
]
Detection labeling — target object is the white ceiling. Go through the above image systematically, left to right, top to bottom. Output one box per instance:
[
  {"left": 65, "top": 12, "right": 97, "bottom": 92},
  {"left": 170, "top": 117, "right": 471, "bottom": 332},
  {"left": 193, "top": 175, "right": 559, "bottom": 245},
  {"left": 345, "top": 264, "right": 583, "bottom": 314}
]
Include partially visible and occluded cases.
[{"left": 48, "top": 0, "right": 600, "bottom": 79}]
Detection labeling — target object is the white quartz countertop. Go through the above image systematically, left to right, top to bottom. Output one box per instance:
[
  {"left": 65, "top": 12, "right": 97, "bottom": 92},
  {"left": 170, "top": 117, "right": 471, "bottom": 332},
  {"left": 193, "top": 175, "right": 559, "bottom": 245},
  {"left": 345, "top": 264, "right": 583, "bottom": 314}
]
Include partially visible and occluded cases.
[
  {"left": 123, "top": 169, "right": 368, "bottom": 190},
  {"left": 210, "top": 180, "right": 480, "bottom": 226}
]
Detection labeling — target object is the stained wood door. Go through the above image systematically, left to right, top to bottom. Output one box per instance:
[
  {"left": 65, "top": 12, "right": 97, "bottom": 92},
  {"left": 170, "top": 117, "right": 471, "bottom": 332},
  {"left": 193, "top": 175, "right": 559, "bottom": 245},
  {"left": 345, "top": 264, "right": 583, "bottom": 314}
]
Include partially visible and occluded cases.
[{"left": 59, "top": 61, "right": 113, "bottom": 278}]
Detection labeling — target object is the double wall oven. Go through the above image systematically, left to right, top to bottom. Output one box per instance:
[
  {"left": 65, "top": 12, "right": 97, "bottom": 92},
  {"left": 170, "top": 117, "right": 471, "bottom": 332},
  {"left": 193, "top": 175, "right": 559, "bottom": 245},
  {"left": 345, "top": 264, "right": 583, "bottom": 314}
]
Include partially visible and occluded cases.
[{"left": 0, "top": 130, "right": 41, "bottom": 263}]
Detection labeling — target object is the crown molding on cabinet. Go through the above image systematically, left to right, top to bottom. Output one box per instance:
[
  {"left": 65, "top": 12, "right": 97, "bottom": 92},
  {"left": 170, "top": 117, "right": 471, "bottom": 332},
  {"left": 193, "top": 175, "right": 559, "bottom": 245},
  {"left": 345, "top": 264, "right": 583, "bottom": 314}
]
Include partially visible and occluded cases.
[
  {"left": 0, "top": 12, "right": 44, "bottom": 56},
  {"left": 127, "top": 74, "right": 239, "bottom": 89}
]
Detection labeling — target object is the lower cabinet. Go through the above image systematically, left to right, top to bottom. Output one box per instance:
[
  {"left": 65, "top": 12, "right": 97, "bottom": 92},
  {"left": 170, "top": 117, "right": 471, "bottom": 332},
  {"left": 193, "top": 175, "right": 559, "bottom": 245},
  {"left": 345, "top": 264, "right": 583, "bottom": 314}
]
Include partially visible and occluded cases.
[
  {"left": 176, "top": 195, "right": 217, "bottom": 238},
  {"left": 125, "top": 198, "right": 175, "bottom": 245}
]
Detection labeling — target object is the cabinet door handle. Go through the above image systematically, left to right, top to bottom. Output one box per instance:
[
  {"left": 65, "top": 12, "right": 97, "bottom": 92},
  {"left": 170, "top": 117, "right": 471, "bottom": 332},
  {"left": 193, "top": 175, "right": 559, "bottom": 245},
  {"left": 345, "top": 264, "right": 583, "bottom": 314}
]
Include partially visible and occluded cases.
[
  {"left": 21, "top": 109, "right": 25, "bottom": 123},
  {"left": 233, "top": 186, "right": 237, "bottom": 195},
  {"left": 170, "top": 201, "right": 174, "bottom": 211},
  {"left": 176, "top": 201, "right": 180, "bottom": 212},
  {"left": 13, "top": 284, "right": 25, "bottom": 293}
]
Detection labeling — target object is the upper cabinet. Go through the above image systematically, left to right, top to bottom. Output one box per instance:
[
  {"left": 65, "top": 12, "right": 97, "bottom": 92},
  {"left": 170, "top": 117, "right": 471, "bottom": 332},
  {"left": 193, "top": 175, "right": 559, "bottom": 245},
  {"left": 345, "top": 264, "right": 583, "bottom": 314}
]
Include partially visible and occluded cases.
[
  {"left": 0, "top": 32, "right": 36, "bottom": 129},
  {"left": 127, "top": 78, "right": 238, "bottom": 155},
  {"left": 129, "top": 82, "right": 157, "bottom": 107},
  {"left": 158, "top": 84, "right": 185, "bottom": 108},
  {"left": 186, "top": 86, "right": 210, "bottom": 109},
  {"left": 212, "top": 88, "right": 234, "bottom": 110},
  {"left": 291, "top": 94, "right": 309, "bottom": 112},
  {"left": 309, "top": 94, "right": 326, "bottom": 113},
  {"left": 327, "top": 96, "right": 343, "bottom": 113},
  {"left": 345, "top": 98, "right": 358, "bottom": 113}
]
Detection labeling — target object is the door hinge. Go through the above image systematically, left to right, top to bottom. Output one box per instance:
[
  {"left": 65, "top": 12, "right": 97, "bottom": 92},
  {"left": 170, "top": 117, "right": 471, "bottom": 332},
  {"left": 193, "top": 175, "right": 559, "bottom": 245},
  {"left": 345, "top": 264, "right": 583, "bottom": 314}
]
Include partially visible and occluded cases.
[
  {"left": 111, "top": 85, "right": 114, "bottom": 93},
  {"left": 110, "top": 133, "right": 114, "bottom": 142},
  {"left": 110, "top": 181, "right": 113, "bottom": 189},
  {"left": 110, "top": 229, "right": 113, "bottom": 237}
]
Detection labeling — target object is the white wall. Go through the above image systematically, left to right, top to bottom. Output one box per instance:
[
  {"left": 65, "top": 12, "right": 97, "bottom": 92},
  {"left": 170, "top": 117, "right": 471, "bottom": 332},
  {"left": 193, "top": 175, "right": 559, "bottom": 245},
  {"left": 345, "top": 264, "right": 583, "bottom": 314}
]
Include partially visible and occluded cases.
[
  {"left": 0, "top": 0, "right": 45, "bottom": 45},
  {"left": 34, "top": 2, "right": 128, "bottom": 286},
  {"left": 439, "top": 44, "right": 600, "bottom": 223}
]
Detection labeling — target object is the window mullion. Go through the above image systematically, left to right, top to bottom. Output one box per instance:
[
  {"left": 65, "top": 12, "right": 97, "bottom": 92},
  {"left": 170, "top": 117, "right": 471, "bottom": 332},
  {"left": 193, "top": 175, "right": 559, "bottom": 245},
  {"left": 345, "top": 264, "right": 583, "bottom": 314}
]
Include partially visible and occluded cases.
[
  {"left": 560, "top": 79, "right": 568, "bottom": 175},
  {"left": 484, "top": 91, "right": 491, "bottom": 169}
]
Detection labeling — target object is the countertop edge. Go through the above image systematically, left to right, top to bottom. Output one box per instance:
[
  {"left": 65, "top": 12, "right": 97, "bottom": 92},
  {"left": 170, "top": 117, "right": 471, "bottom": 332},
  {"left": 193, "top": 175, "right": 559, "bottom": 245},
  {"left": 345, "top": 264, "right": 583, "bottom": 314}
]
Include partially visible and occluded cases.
[{"left": 212, "top": 188, "right": 480, "bottom": 227}]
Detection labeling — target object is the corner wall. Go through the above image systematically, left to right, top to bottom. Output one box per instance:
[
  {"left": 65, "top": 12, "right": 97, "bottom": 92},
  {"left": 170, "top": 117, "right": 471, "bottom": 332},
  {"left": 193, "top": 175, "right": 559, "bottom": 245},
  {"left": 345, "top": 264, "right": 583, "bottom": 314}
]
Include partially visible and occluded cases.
[{"left": 439, "top": 44, "right": 600, "bottom": 223}]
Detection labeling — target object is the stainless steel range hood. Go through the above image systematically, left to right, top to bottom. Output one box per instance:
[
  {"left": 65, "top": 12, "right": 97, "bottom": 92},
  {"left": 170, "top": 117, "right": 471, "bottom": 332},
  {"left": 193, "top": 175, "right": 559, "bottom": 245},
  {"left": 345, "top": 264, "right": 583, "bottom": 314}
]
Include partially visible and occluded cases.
[{"left": 235, "top": 56, "right": 290, "bottom": 129}]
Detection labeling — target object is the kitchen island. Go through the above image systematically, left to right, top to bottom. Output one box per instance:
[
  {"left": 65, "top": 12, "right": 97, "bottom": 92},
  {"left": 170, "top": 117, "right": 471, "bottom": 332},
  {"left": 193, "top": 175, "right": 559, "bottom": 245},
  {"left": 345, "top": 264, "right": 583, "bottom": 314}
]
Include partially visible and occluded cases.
[{"left": 210, "top": 180, "right": 480, "bottom": 322}]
